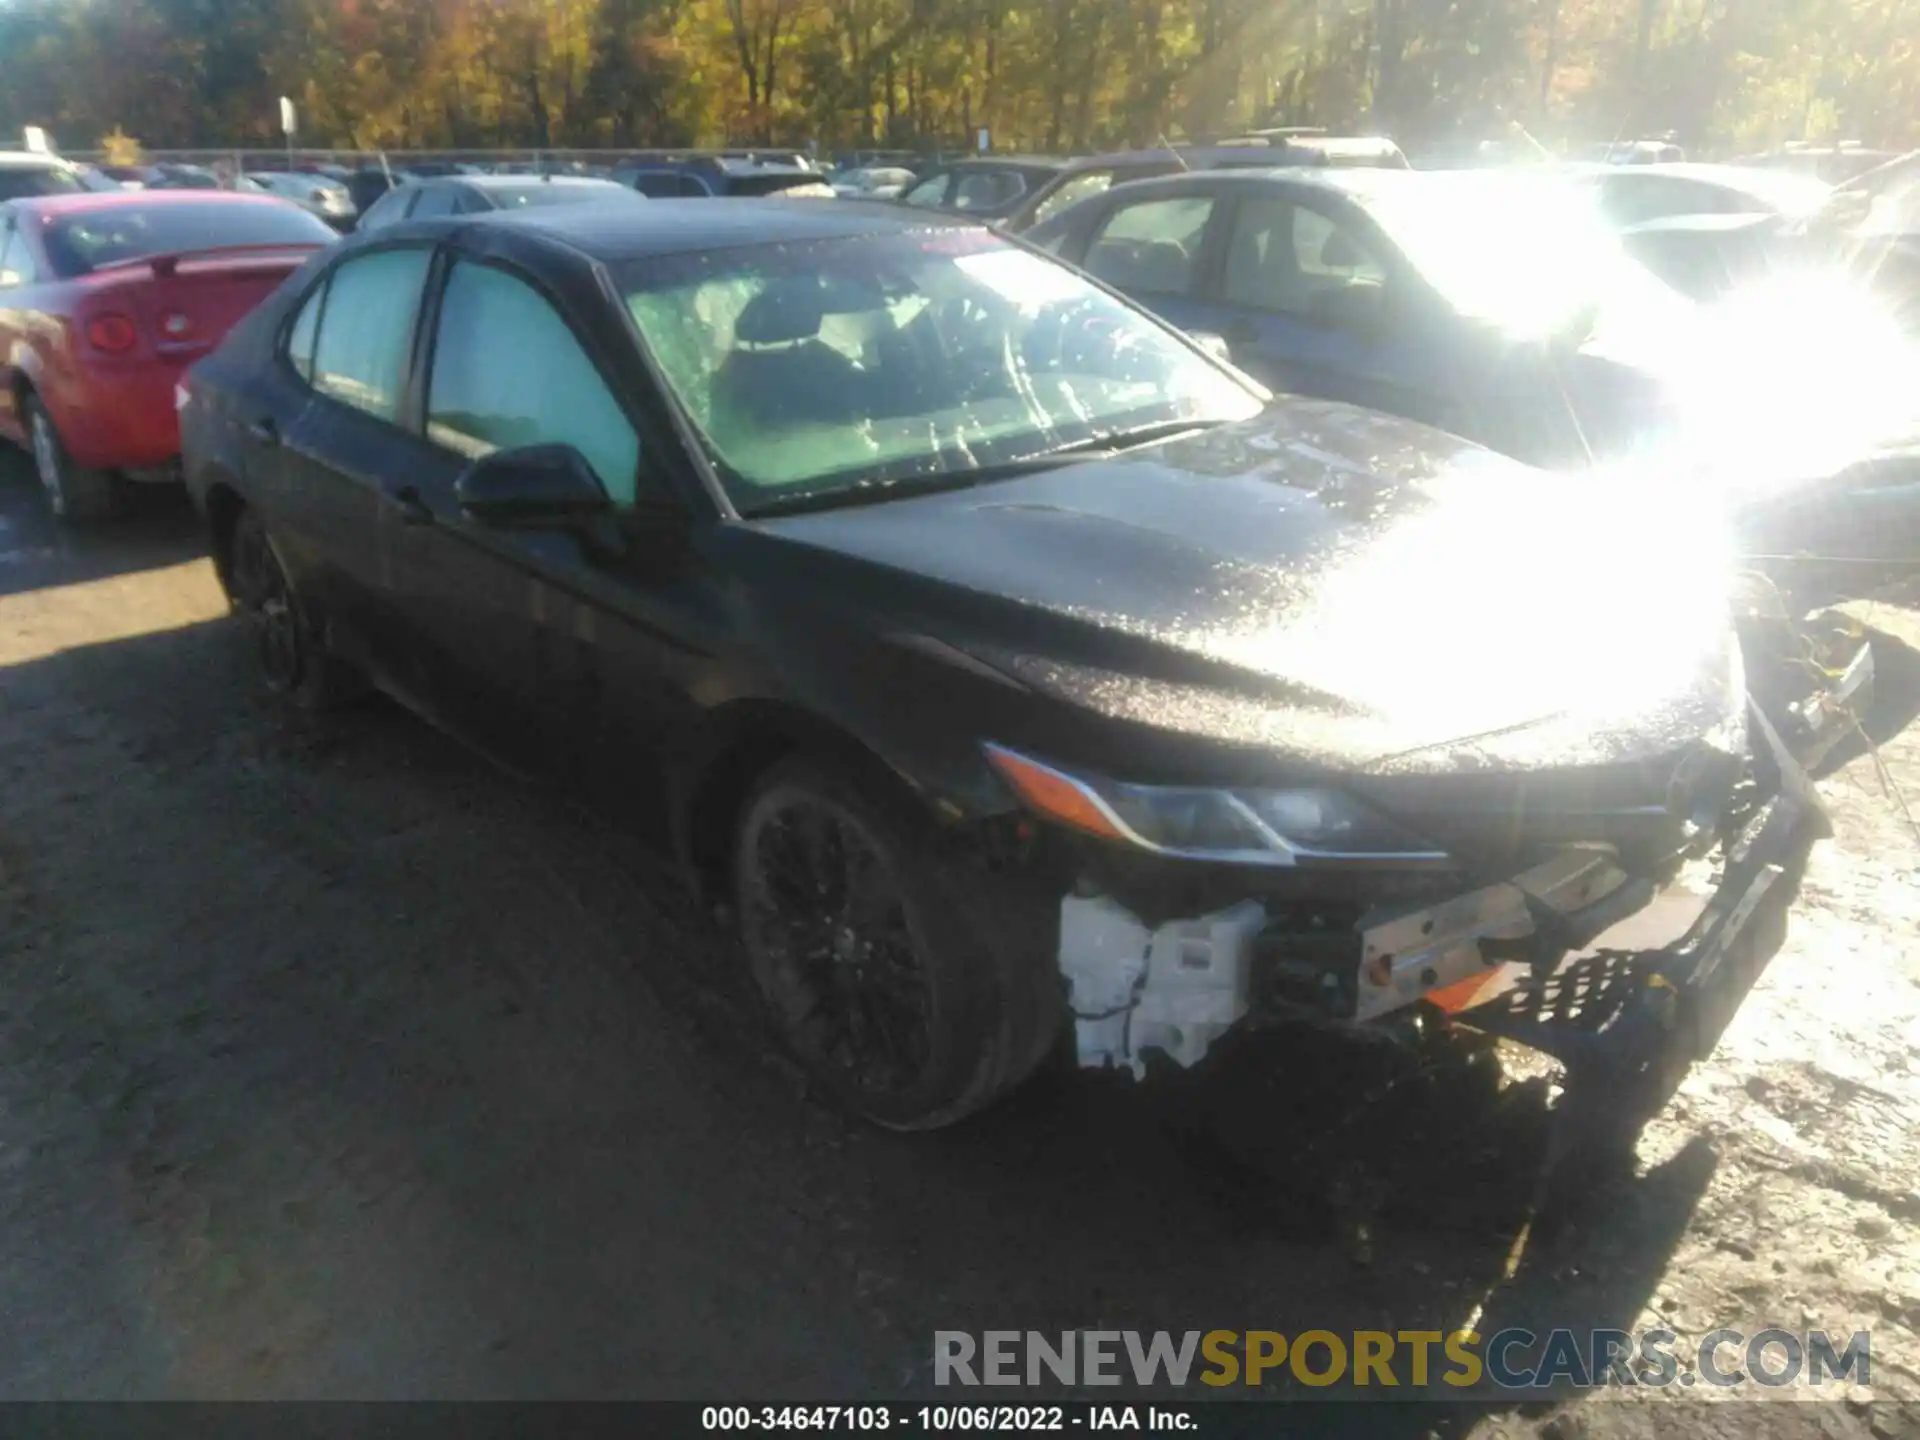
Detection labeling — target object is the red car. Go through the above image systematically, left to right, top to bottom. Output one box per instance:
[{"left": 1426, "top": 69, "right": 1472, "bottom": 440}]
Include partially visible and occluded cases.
[{"left": 0, "top": 190, "right": 336, "bottom": 521}]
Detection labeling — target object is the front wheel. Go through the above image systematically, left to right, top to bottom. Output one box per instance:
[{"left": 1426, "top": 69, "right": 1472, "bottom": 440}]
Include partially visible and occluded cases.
[{"left": 734, "top": 756, "right": 1061, "bottom": 1130}]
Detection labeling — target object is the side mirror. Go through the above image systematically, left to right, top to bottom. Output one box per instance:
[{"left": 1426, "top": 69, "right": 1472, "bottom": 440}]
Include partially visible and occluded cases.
[
  {"left": 1188, "top": 331, "right": 1234, "bottom": 364},
  {"left": 455, "top": 444, "right": 611, "bottom": 527}
]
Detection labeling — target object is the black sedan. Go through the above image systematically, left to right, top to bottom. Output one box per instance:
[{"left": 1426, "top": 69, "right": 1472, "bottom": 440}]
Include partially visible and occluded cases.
[{"left": 181, "top": 200, "right": 1821, "bottom": 1141}]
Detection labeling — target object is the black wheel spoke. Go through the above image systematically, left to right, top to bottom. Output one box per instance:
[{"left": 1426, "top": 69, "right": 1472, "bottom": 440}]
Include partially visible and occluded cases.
[{"left": 745, "top": 789, "right": 936, "bottom": 1102}]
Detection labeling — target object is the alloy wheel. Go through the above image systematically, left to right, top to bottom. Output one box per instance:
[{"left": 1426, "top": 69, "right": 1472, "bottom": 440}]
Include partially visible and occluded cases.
[
  {"left": 30, "top": 412, "right": 66, "bottom": 518},
  {"left": 230, "top": 517, "right": 305, "bottom": 693},
  {"left": 740, "top": 790, "right": 936, "bottom": 1102}
]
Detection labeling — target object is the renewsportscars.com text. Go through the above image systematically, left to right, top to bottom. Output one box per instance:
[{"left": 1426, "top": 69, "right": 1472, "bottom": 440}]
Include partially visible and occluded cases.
[{"left": 933, "top": 1328, "right": 1872, "bottom": 1391}]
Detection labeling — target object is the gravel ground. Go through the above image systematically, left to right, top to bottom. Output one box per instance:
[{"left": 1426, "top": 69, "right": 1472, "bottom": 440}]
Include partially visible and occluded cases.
[{"left": 0, "top": 459, "right": 1916, "bottom": 1434}]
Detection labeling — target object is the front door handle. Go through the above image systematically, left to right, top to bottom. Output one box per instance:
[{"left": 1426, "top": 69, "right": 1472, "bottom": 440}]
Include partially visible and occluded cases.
[
  {"left": 246, "top": 416, "right": 279, "bottom": 446},
  {"left": 382, "top": 484, "right": 434, "bottom": 527}
]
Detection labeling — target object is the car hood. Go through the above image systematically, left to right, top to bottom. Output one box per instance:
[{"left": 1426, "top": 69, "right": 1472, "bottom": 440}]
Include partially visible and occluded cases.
[{"left": 756, "top": 401, "right": 1740, "bottom": 775}]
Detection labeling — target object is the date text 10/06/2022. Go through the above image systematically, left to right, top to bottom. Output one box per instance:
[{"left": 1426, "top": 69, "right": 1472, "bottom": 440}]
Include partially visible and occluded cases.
[{"left": 701, "top": 1407, "right": 1195, "bottom": 1431}]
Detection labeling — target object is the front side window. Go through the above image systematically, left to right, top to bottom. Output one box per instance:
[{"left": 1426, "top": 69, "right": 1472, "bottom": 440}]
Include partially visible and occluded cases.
[
  {"left": 632, "top": 172, "right": 682, "bottom": 198},
  {"left": 1083, "top": 196, "right": 1216, "bottom": 296},
  {"left": 1222, "top": 196, "right": 1388, "bottom": 325},
  {"left": 620, "top": 229, "right": 1261, "bottom": 512},
  {"left": 308, "top": 248, "right": 432, "bottom": 421},
  {"left": 427, "top": 262, "right": 641, "bottom": 504}
]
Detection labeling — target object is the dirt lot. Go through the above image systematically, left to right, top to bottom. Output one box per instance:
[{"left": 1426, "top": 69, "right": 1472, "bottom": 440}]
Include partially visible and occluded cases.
[{"left": 1, "top": 457, "right": 1917, "bottom": 1431}]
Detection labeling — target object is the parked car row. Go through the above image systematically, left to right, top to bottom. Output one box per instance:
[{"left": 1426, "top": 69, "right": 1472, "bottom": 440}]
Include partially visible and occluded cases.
[{"left": 3, "top": 146, "right": 1910, "bottom": 1167}]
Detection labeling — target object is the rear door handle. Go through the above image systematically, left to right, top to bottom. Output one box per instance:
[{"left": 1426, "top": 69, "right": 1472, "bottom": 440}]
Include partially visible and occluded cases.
[
  {"left": 246, "top": 417, "right": 279, "bottom": 446},
  {"left": 381, "top": 484, "right": 434, "bottom": 527}
]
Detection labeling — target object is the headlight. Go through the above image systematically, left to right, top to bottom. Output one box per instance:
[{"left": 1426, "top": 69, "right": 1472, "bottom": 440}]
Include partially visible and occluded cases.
[{"left": 984, "top": 743, "right": 1450, "bottom": 866}]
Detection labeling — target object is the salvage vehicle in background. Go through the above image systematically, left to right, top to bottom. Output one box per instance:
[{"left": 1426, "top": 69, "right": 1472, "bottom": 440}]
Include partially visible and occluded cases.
[
  {"left": 1000, "top": 134, "right": 1410, "bottom": 235},
  {"left": 613, "top": 154, "right": 833, "bottom": 198},
  {"left": 894, "top": 157, "right": 1070, "bottom": 221},
  {"left": 1573, "top": 160, "right": 1831, "bottom": 229},
  {"left": 1025, "top": 165, "right": 1919, "bottom": 764},
  {"left": 247, "top": 170, "right": 359, "bottom": 231},
  {"left": 356, "top": 174, "right": 644, "bottom": 233},
  {"left": 0, "top": 189, "right": 337, "bottom": 519},
  {"left": 181, "top": 201, "right": 1821, "bottom": 1153}
]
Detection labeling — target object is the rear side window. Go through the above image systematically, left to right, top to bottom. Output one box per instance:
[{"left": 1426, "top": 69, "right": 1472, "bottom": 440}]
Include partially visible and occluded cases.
[
  {"left": 1030, "top": 170, "right": 1117, "bottom": 227},
  {"left": 630, "top": 172, "right": 682, "bottom": 198},
  {"left": 901, "top": 173, "right": 950, "bottom": 209},
  {"left": 409, "top": 185, "right": 464, "bottom": 219},
  {"left": 355, "top": 187, "right": 415, "bottom": 233},
  {"left": 1084, "top": 196, "right": 1216, "bottom": 296},
  {"left": 40, "top": 201, "right": 336, "bottom": 277},
  {"left": 308, "top": 248, "right": 432, "bottom": 421},
  {"left": 426, "top": 262, "right": 641, "bottom": 504},
  {"left": 286, "top": 281, "right": 323, "bottom": 381}
]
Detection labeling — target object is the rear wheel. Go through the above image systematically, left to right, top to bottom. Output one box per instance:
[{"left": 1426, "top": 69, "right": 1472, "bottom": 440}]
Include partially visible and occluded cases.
[
  {"left": 27, "top": 397, "right": 116, "bottom": 523},
  {"left": 227, "top": 505, "right": 360, "bottom": 709},
  {"left": 734, "top": 755, "right": 1060, "bottom": 1130}
]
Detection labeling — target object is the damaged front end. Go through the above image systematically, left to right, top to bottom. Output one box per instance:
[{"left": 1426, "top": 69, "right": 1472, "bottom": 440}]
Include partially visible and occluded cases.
[{"left": 987, "top": 701, "right": 1827, "bottom": 1144}]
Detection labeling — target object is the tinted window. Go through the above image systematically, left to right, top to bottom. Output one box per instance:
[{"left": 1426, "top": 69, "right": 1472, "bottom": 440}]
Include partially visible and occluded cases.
[
  {"left": 0, "top": 165, "right": 87, "bottom": 202},
  {"left": 952, "top": 170, "right": 1027, "bottom": 212},
  {"left": 901, "top": 173, "right": 949, "bottom": 208},
  {"left": 409, "top": 184, "right": 465, "bottom": 218},
  {"left": 1083, "top": 195, "right": 1215, "bottom": 296},
  {"left": 1222, "top": 196, "right": 1386, "bottom": 317},
  {"left": 39, "top": 201, "right": 336, "bottom": 278},
  {"left": 0, "top": 225, "right": 30, "bottom": 287},
  {"left": 309, "top": 248, "right": 432, "bottom": 421},
  {"left": 427, "top": 262, "right": 641, "bottom": 504}
]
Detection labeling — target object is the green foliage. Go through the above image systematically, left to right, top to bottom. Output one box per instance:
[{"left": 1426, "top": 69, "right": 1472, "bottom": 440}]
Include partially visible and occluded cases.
[{"left": 0, "top": 0, "right": 1912, "bottom": 153}]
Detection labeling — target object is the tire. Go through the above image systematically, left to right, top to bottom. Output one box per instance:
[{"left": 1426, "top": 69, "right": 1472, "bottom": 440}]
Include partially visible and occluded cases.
[
  {"left": 27, "top": 397, "right": 116, "bottom": 523},
  {"left": 227, "top": 505, "right": 362, "bottom": 710},
  {"left": 734, "top": 754, "right": 1063, "bottom": 1131}
]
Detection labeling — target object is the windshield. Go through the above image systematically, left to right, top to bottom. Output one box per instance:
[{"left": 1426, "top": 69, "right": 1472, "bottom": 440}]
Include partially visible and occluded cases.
[
  {"left": 1359, "top": 175, "right": 1689, "bottom": 337},
  {"left": 42, "top": 201, "right": 337, "bottom": 277},
  {"left": 620, "top": 228, "right": 1262, "bottom": 512}
]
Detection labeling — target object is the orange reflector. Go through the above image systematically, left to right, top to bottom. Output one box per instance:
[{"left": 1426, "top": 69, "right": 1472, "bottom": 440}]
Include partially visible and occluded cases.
[
  {"left": 985, "top": 747, "right": 1127, "bottom": 843},
  {"left": 1426, "top": 969, "right": 1503, "bottom": 1015}
]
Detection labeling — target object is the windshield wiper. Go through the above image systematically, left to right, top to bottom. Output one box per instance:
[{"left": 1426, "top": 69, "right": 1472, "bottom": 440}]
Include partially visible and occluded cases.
[{"left": 741, "top": 421, "right": 1223, "bottom": 520}]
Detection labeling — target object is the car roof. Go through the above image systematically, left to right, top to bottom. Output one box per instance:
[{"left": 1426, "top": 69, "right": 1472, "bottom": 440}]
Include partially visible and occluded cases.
[
  {"left": 944, "top": 156, "right": 1068, "bottom": 173},
  {"left": 428, "top": 174, "right": 630, "bottom": 191},
  {"left": 6, "top": 189, "right": 301, "bottom": 218},
  {"left": 392, "top": 197, "right": 986, "bottom": 262}
]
